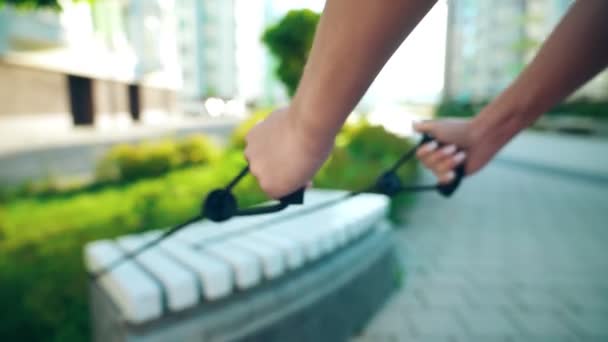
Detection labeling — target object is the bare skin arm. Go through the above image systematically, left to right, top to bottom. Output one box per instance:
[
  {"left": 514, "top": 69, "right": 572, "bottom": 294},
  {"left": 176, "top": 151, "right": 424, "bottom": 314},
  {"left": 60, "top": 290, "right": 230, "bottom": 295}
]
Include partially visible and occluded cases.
[
  {"left": 246, "top": 0, "right": 437, "bottom": 198},
  {"left": 246, "top": 0, "right": 608, "bottom": 198},
  {"left": 415, "top": 0, "right": 608, "bottom": 182}
]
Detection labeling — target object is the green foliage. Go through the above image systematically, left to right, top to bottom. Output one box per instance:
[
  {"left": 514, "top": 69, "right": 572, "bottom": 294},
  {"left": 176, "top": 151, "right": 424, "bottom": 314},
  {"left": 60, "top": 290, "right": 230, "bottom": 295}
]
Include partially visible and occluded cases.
[
  {"left": 1, "top": 0, "right": 61, "bottom": 10},
  {"left": 262, "top": 9, "right": 320, "bottom": 96},
  {"left": 435, "top": 99, "right": 608, "bottom": 120},
  {"left": 547, "top": 99, "right": 608, "bottom": 120},
  {"left": 434, "top": 100, "right": 486, "bottom": 118},
  {"left": 315, "top": 121, "right": 418, "bottom": 223},
  {"left": 315, "top": 122, "right": 417, "bottom": 192},
  {"left": 0, "top": 125, "right": 418, "bottom": 341},
  {"left": 96, "top": 135, "right": 221, "bottom": 183},
  {"left": 177, "top": 135, "right": 221, "bottom": 167},
  {"left": 96, "top": 142, "right": 178, "bottom": 182},
  {"left": 0, "top": 159, "right": 267, "bottom": 341}
]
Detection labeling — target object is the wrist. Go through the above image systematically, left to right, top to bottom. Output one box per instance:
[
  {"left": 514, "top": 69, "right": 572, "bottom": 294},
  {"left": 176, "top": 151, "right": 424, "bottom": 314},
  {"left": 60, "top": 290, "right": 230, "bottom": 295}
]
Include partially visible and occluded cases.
[
  {"left": 470, "top": 95, "right": 530, "bottom": 151},
  {"left": 286, "top": 106, "right": 335, "bottom": 156}
]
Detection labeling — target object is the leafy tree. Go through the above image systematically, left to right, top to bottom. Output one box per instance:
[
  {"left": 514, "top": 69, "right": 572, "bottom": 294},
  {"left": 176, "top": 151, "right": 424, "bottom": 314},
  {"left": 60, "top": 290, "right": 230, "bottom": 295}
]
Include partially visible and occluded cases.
[
  {"left": 0, "top": 0, "right": 88, "bottom": 10},
  {"left": 262, "top": 9, "right": 320, "bottom": 97}
]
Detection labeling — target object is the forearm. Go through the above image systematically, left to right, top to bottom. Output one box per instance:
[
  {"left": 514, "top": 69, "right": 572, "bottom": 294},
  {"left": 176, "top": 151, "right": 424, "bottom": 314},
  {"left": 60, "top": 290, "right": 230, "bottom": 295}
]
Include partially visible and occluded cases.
[
  {"left": 291, "top": 0, "right": 437, "bottom": 143},
  {"left": 473, "top": 0, "right": 608, "bottom": 143}
]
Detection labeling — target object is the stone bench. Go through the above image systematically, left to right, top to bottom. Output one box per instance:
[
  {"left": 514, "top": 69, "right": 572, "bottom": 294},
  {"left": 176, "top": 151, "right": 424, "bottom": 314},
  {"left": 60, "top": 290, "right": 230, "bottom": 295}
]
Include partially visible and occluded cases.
[{"left": 85, "top": 189, "right": 398, "bottom": 342}]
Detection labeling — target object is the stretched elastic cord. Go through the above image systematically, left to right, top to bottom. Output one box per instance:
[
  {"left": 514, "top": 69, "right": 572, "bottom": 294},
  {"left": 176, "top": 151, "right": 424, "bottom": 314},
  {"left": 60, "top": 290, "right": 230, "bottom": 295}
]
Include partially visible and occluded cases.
[
  {"left": 90, "top": 137, "right": 430, "bottom": 278},
  {"left": 387, "top": 137, "right": 426, "bottom": 173},
  {"left": 225, "top": 165, "right": 249, "bottom": 191}
]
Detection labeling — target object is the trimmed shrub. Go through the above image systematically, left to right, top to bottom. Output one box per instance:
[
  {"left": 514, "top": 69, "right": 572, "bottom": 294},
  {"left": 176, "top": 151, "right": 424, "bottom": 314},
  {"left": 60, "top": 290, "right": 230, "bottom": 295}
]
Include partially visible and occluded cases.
[
  {"left": 435, "top": 98, "right": 608, "bottom": 120},
  {"left": 547, "top": 99, "right": 608, "bottom": 120},
  {"left": 434, "top": 100, "right": 485, "bottom": 118},
  {"left": 315, "top": 122, "right": 417, "bottom": 191},
  {"left": 177, "top": 135, "right": 221, "bottom": 167},
  {"left": 96, "top": 136, "right": 222, "bottom": 184}
]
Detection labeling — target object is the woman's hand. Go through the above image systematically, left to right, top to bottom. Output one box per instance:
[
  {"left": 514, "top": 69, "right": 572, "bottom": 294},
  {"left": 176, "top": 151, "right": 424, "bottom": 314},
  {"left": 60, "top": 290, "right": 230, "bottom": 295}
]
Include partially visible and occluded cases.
[
  {"left": 245, "top": 107, "right": 333, "bottom": 199},
  {"left": 413, "top": 118, "right": 504, "bottom": 183}
]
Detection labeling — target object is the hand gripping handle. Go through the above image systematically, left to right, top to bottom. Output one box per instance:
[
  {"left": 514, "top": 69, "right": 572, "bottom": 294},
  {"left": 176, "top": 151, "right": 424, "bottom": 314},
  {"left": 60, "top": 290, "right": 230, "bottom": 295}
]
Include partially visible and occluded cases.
[
  {"left": 420, "top": 134, "right": 466, "bottom": 197},
  {"left": 202, "top": 166, "right": 305, "bottom": 222}
]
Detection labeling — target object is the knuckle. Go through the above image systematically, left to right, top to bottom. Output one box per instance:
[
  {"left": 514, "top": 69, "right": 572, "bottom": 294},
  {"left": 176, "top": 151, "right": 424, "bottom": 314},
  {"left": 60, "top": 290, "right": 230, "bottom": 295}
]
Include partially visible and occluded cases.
[
  {"left": 427, "top": 152, "right": 443, "bottom": 166},
  {"left": 420, "top": 158, "right": 433, "bottom": 169},
  {"left": 439, "top": 159, "right": 455, "bottom": 172},
  {"left": 248, "top": 163, "right": 261, "bottom": 179}
]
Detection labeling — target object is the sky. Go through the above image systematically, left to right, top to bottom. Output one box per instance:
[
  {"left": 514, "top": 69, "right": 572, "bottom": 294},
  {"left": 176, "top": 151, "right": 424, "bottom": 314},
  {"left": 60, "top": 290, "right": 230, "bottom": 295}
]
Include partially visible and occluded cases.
[
  {"left": 234, "top": 0, "right": 447, "bottom": 105},
  {"left": 273, "top": 0, "right": 448, "bottom": 105},
  {"left": 364, "top": 1, "right": 447, "bottom": 105}
]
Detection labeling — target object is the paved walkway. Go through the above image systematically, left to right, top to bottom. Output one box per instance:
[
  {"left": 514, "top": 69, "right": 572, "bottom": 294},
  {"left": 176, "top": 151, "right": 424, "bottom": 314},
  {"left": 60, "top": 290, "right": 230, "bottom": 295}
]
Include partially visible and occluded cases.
[
  {"left": 0, "top": 116, "right": 238, "bottom": 185},
  {"left": 354, "top": 134, "right": 608, "bottom": 341}
]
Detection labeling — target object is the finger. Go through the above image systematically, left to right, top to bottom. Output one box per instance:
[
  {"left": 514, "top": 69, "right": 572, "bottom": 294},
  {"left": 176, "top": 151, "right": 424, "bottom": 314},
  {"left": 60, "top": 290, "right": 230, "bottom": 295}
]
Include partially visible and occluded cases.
[
  {"left": 413, "top": 120, "right": 434, "bottom": 134},
  {"left": 416, "top": 140, "right": 439, "bottom": 159},
  {"left": 421, "top": 144, "right": 458, "bottom": 170},
  {"left": 435, "top": 151, "right": 467, "bottom": 174},
  {"left": 438, "top": 170, "right": 456, "bottom": 184}
]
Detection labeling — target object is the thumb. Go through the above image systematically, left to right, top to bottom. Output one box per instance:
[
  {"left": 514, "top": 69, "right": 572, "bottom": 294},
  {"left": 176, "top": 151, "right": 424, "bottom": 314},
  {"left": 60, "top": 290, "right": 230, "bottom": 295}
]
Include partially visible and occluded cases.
[{"left": 413, "top": 120, "right": 437, "bottom": 135}]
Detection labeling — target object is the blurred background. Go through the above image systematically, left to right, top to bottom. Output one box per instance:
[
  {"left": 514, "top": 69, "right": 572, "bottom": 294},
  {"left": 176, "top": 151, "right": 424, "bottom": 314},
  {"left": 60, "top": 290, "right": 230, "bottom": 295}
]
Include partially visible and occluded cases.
[{"left": 0, "top": 0, "right": 607, "bottom": 341}]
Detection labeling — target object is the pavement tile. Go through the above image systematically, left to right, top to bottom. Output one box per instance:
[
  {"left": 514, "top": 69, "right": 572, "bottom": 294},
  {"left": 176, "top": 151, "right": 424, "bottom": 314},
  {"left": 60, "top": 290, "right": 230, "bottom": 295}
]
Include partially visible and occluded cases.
[
  {"left": 352, "top": 139, "right": 608, "bottom": 342},
  {"left": 407, "top": 309, "right": 466, "bottom": 337},
  {"left": 458, "top": 309, "right": 519, "bottom": 336},
  {"left": 509, "top": 312, "right": 578, "bottom": 337},
  {"left": 564, "top": 312, "right": 608, "bottom": 338}
]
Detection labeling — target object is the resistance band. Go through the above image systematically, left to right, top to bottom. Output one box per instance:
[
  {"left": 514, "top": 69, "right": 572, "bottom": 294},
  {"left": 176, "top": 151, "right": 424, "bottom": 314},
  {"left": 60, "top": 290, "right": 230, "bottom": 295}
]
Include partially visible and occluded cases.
[{"left": 91, "top": 133, "right": 465, "bottom": 279}]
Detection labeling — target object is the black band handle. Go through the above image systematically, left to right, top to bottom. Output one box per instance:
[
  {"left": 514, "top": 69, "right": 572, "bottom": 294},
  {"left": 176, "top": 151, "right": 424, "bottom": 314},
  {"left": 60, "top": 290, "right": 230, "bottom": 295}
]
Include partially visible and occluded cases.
[
  {"left": 420, "top": 134, "right": 466, "bottom": 197},
  {"left": 203, "top": 166, "right": 305, "bottom": 222},
  {"left": 236, "top": 187, "right": 304, "bottom": 217},
  {"left": 278, "top": 187, "right": 305, "bottom": 205}
]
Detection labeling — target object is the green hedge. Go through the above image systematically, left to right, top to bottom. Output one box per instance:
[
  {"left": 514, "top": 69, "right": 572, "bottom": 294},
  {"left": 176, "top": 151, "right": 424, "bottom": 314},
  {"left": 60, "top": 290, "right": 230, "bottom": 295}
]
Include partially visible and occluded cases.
[
  {"left": 435, "top": 99, "right": 608, "bottom": 120},
  {"left": 548, "top": 99, "right": 608, "bottom": 120},
  {"left": 434, "top": 100, "right": 486, "bottom": 118},
  {"left": 0, "top": 119, "right": 417, "bottom": 341},
  {"left": 96, "top": 135, "right": 221, "bottom": 183}
]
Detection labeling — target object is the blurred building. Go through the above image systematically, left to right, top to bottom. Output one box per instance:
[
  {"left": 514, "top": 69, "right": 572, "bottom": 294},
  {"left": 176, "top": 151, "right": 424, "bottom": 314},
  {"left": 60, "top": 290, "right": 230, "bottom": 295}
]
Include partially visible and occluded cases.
[
  {"left": 0, "top": 0, "right": 179, "bottom": 129},
  {"left": 174, "top": 0, "right": 305, "bottom": 105},
  {"left": 175, "top": 0, "right": 237, "bottom": 100},
  {"left": 444, "top": 0, "right": 608, "bottom": 102}
]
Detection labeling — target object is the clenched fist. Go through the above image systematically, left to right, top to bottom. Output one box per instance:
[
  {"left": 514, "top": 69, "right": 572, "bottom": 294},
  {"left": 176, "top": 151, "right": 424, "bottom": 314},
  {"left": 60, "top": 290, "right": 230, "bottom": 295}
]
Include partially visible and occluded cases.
[
  {"left": 245, "top": 108, "right": 333, "bottom": 199},
  {"left": 413, "top": 117, "right": 508, "bottom": 183}
]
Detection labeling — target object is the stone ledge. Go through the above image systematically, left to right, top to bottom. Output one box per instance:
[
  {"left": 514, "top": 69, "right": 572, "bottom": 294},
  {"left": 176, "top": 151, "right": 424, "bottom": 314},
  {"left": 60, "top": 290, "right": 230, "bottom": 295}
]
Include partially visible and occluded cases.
[{"left": 90, "top": 224, "right": 398, "bottom": 342}]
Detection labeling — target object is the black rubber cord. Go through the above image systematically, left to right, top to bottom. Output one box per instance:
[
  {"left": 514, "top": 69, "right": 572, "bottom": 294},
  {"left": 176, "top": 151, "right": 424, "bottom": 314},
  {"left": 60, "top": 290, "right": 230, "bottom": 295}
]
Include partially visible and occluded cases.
[{"left": 90, "top": 135, "right": 449, "bottom": 278}]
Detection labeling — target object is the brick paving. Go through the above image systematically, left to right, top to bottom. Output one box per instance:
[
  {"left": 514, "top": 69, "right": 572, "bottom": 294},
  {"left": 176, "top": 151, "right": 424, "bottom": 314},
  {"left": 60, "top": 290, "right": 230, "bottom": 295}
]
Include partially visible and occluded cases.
[{"left": 353, "top": 134, "right": 608, "bottom": 342}]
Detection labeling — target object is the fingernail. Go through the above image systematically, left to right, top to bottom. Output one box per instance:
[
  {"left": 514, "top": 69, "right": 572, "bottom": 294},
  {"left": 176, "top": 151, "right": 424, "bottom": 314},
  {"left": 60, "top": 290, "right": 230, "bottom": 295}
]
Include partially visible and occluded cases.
[
  {"left": 424, "top": 141, "right": 438, "bottom": 152},
  {"left": 442, "top": 145, "right": 457, "bottom": 155},
  {"left": 453, "top": 151, "right": 467, "bottom": 163},
  {"left": 444, "top": 171, "right": 455, "bottom": 182}
]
